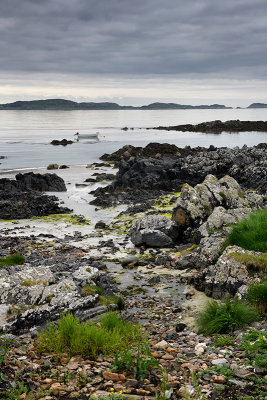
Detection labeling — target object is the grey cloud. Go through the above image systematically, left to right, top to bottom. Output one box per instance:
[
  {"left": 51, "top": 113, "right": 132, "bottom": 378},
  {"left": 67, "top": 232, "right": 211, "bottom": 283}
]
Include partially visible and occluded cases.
[{"left": 0, "top": 0, "right": 267, "bottom": 78}]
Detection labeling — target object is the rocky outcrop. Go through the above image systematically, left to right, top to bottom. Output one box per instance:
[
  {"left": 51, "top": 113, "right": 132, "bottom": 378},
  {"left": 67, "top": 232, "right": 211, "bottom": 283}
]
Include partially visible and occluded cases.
[
  {"left": 152, "top": 120, "right": 267, "bottom": 132},
  {"left": 100, "top": 142, "right": 182, "bottom": 162},
  {"left": 92, "top": 143, "right": 267, "bottom": 207},
  {"left": 0, "top": 172, "right": 66, "bottom": 192},
  {"left": 0, "top": 172, "right": 69, "bottom": 219},
  {"left": 172, "top": 174, "right": 264, "bottom": 236},
  {"left": 0, "top": 192, "right": 70, "bottom": 219},
  {"left": 131, "top": 215, "right": 180, "bottom": 247},
  {"left": 191, "top": 246, "right": 262, "bottom": 298},
  {"left": 0, "top": 250, "right": 115, "bottom": 333}
]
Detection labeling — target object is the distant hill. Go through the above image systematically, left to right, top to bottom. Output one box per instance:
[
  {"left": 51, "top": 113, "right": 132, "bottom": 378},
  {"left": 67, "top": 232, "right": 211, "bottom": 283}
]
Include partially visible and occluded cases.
[
  {"left": 0, "top": 99, "right": 232, "bottom": 110},
  {"left": 140, "top": 102, "right": 231, "bottom": 110},
  {"left": 248, "top": 103, "right": 267, "bottom": 108}
]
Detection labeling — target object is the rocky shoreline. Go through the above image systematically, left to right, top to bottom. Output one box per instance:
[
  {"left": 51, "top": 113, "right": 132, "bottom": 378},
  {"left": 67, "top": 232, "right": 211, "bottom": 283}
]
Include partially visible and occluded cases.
[
  {"left": 150, "top": 119, "right": 267, "bottom": 132},
  {"left": 92, "top": 142, "right": 266, "bottom": 208},
  {"left": 0, "top": 143, "right": 266, "bottom": 400}
]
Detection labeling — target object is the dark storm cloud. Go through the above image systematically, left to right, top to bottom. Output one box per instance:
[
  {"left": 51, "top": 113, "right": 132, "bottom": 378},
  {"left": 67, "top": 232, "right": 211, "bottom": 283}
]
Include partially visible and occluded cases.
[{"left": 0, "top": 0, "right": 267, "bottom": 78}]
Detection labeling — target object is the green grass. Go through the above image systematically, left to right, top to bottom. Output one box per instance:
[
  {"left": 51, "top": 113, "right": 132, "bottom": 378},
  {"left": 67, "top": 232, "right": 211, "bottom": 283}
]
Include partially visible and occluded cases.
[
  {"left": 225, "top": 209, "right": 267, "bottom": 252},
  {"left": 0, "top": 254, "right": 25, "bottom": 266},
  {"left": 246, "top": 279, "right": 267, "bottom": 314},
  {"left": 82, "top": 285, "right": 104, "bottom": 296},
  {"left": 196, "top": 298, "right": 259, "bottom": 335},
  {"left": 37, "top": 312, "right": 141, "bottom": 359},
  {"left": 212, "top": 335, "right": 235, "bottom": 347},
  {"left": 111, "top": 339, "right": 159, "bottom": 380}
]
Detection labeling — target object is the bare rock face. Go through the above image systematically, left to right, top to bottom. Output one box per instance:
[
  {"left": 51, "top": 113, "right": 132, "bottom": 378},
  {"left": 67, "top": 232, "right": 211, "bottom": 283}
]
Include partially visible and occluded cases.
[{"left": 131, "top": 214, "right": 180, "bottom": 247}]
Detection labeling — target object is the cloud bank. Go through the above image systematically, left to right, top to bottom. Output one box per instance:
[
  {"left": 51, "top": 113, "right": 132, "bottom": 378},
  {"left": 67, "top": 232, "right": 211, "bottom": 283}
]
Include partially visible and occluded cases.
[{"left": 0, "top": 0, "right": 267, "bottom": 104}]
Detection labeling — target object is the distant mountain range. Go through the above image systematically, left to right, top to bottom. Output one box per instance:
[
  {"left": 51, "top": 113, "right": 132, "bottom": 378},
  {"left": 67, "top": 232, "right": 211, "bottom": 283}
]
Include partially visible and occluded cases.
[
  {"left": 0, "top": 99, "right": 266, "bottom": 110},
  {"left": 0, "top": 99, "right": 232, "bottom": 110}
]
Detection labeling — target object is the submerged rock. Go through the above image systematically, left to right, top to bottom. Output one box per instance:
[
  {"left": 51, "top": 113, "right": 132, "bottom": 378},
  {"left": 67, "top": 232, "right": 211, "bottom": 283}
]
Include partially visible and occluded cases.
[{"left": 50, "top": 139, "right": 73, "bottom": 146}]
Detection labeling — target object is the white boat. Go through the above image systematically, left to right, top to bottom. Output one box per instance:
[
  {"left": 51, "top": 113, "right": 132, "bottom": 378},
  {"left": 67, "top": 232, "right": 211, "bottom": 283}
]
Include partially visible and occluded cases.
[{"left": 74, "top": 132, "right": 99, "bottom": 141}]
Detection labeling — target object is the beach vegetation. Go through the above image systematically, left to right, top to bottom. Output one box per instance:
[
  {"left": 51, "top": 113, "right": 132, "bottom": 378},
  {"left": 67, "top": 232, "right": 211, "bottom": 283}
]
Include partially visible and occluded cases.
[
  {"left": 229, "top": 252, "right": 267, "bottom": 274},
  {"left": 0, "top": 254, "right": 25, "bottom": 266},
  {"left": 21, "top": 279, "right": 46, "bottom": 287},
  {"left": 246, "top": 279, "right": 267, "bottom": 314},
  {"left": 82, "top": 285, "right": 104, "bottom": 296},
  {"left": 196, "top": 298, "right": 259, "bottom": 335},
  {"left": 36, "top": 312, "right": 142, "bottom": 359},
  {"left": 241, "top": 329, "right": 267, "bottom": 369},
  {"left": 111, "top": 338, "right": 159, "bottom": 380}
]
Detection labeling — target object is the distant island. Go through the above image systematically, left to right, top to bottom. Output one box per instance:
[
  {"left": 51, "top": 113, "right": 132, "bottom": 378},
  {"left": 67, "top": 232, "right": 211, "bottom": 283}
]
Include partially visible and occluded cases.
[
  {"left": 0, "top": 99, "right": 232, "bottom": 110},
  {"left": 1, "top": 99, "right": 267, "bottom": 110},
  {"left": 247, "top": 103, "right": 267, "bottom": 108}
]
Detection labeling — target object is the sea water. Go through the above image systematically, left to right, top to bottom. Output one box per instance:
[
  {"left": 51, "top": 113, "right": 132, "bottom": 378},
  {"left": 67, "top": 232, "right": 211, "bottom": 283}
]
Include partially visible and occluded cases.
[{"left": 0, "top": 108, "right": 266, "bottom": 171}]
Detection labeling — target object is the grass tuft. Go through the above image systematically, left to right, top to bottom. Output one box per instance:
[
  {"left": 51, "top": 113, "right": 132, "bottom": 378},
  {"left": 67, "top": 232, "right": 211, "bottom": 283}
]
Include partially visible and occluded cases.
[
  {"left": 225, "top": 209, "right": 267, "bottom": 252},
  {"left": 0, "top": 254, "right": 25, "bottom": 266},
  {"left": 246, "top": 279, "right": 267, "bottom": 314},
  {"left": 196, "top": 298, "right": 259, "bottom": 335},
  {"left": 37, "top": 312, "right": 141, "bottom": 359}
]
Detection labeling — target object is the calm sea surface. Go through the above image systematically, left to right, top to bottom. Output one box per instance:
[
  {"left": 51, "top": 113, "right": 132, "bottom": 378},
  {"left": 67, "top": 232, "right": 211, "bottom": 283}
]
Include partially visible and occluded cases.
[{"left": 0, "top": 109, "right": 266, "bottom": 171}]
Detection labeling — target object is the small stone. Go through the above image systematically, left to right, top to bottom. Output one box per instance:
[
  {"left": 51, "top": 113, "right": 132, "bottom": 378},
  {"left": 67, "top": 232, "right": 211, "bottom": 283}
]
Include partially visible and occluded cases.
[
  {"left": 175, "top": 323, "right": 186, "bottom": 332},
  {"left": 165, "top": 332, "right": 179, "bottom": 341},
  {"left": 154, "top": 340, "right": 169, "bottom": 349},
  {"left": 194, "top": 343, "right": 207, "bottom": 355},
  {"left": 162, "top": 353, "right": 174, "bottom": 360},
  {"left": 211, "top": 358, "right": 229, "bottom": 367},
  {"left": 66, "top": 361, "right": 79, "bottom": 370},
  {"left": 103, "top": 371, "right": 126, "bottom": 382},
  {"left": 211, "top": 375, "right": 226, "bottom": 384},
  {"left": 228, "top": 379, "right": 248, "bottom": 388},
  {"left": 136, "top": 389, "right": 151, "bottom": 395}
]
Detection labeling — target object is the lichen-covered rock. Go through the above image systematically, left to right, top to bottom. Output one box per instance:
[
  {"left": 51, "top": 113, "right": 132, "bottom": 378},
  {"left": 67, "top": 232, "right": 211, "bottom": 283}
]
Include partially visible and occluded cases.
[
  {"left": 172, "top": 175, "right": 264, "bottom": 237},
  {"left": 199, "top": 207, "right": 252, "bottom": 237},
  {"left": 131, "top": 214, "right": 180, "bottom": 247},
  {"left": 191, "top": 246, "right": 262, "bottom": 298},
  {"left": 0, "top": 266, "right": 55, "bottom": 305},
  {"left": 72, "top": 266, "right": 100, "bottom": 286}
]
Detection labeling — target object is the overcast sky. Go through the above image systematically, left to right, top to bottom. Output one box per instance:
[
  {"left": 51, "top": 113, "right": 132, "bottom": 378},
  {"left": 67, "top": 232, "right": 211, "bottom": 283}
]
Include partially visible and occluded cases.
[{"left": 0, "top": 0, "right": 267, "bottom": 106}]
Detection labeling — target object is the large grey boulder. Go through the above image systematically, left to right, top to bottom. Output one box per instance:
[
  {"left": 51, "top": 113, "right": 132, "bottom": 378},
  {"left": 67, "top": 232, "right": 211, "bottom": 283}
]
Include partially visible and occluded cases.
[{"left": 131, "top": 214, "right": 180, "bottom": 247}]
